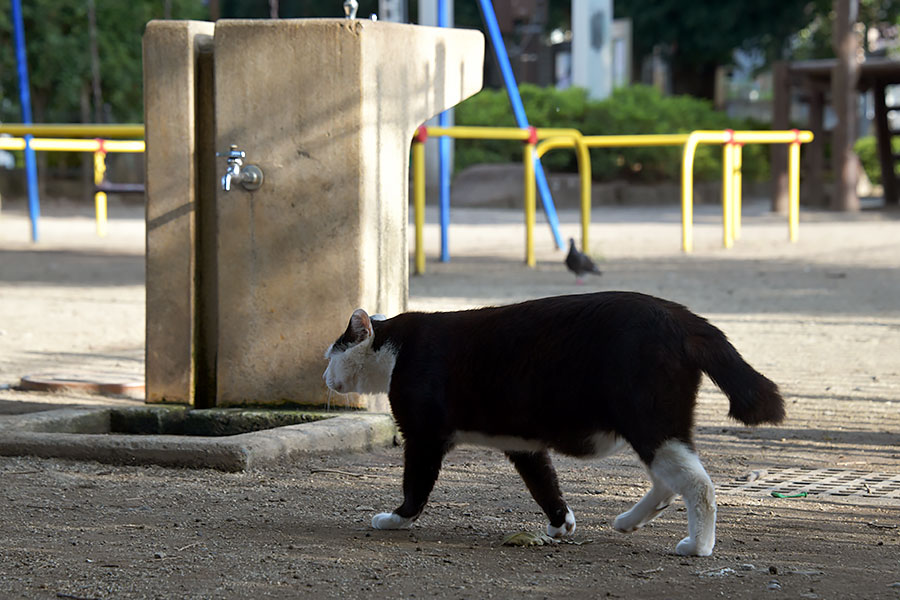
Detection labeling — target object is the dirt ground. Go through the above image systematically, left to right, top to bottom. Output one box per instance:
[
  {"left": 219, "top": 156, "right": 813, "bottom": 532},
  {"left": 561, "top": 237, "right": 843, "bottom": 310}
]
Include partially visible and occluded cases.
[{"left": 1, "top": 196, "right": 899, "bottom": 599}]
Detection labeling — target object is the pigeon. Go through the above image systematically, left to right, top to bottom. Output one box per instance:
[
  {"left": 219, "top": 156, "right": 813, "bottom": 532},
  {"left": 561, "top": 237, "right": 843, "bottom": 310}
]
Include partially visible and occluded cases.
[{"left": 565, "top": 238, "right": 602, "bottom": 284}]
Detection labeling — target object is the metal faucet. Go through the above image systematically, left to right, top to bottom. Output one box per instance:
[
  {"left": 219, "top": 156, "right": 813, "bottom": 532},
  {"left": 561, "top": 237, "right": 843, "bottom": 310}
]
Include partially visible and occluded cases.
[
  {"left": 219, "top": 145, "right": 264, "bottom": 192},
  {"left": 221, "top": 145, "right": 244, "bottom": 192}
]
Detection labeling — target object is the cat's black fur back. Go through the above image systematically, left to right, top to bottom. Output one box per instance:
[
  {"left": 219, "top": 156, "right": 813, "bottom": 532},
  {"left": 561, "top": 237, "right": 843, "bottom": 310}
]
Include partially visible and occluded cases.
[{"left": 370, "top": 291, "right": 782, "bottom": 463}]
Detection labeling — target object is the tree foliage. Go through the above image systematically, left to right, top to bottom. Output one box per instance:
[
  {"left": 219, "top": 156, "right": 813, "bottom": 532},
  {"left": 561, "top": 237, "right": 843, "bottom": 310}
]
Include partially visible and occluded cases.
[
  {"left": 0, "top": 0, "right": 207, "bottom": 124},
  {"left": 5, "top": 0, "right": 897, "bottom": 127},
  {"left": 615, "top": 0, "right": 831, "bottom": 98},
  {"left": 791, "top": 0, "right": 900, "bottom": 60}
]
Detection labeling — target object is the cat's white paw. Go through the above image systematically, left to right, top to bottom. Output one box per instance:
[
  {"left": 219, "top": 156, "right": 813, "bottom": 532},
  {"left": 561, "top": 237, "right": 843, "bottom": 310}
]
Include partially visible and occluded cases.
[
  {"left": 547, "top": 507, "right": 576, "bottom": 538},
  {"left": 612, "top": 511, "right": 640, "bottom": 533},
  {"left": 371, "top": 512, "right": 413, "bottom": 530},
  {"left": 675, "top": 536, "right": 714, "bottom": 557}
]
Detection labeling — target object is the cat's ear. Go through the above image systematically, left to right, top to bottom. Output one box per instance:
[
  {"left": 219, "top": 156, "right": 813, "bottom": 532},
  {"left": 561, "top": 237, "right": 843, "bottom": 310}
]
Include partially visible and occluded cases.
[{"left": 347, "top": 308, "right": 374, "bottom": 343}]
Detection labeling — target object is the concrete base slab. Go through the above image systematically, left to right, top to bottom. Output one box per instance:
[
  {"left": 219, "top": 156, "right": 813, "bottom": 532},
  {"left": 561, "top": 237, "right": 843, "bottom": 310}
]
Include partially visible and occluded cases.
[{"left": 0, "top": 407, "right": 397, "bottom": 472}]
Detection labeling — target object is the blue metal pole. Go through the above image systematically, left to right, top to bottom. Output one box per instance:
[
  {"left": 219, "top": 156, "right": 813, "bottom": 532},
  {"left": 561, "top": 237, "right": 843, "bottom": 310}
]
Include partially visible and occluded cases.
[
  {"left": 11, "top": 0, "right": 40, "bottom": 242},
  {"left": 437, "top": 0, "right": 452, "bottom": 262},
  {"left": 476, "top": 0, "right": 564, "bottom": 249},
  {"left": 438, "top": 118, "right": 451, "bottom": 262}
]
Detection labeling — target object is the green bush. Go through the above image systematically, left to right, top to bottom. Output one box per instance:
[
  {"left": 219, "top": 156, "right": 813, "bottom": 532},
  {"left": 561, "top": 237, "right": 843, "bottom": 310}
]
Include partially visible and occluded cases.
[
  {"left": 452, "top": 84, "right": 589, "bottom": 172},
  {"left": 454, "top": 84, "right": 770, "bottom": 183},
  {"left": 854, "top": 135, "right": 900, "bottom": 185}
]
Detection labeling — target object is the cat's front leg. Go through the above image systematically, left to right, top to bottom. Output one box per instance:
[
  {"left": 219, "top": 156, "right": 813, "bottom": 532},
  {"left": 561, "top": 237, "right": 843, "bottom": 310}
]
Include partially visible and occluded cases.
[
  {"left": 372, "top": 439, "right": 447, "bottom": 531},
  {"left": 506, "top": 450, "right": 575, "bottom": 538}
]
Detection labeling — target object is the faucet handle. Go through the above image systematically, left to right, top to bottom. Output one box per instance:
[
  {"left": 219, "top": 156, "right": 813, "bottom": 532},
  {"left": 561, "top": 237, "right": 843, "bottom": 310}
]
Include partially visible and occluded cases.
[
  {"left": 217, "top": 144, "right": 245, "bottom": 162},
  {"left": 226, "top": 145, "right": 245, "bottom": 161}
]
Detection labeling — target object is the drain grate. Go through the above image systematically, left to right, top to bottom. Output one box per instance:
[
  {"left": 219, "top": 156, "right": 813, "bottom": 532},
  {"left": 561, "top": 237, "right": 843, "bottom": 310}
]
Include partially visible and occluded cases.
[{"left": 717, "top": 468, "right": 900, "bottom": 505}]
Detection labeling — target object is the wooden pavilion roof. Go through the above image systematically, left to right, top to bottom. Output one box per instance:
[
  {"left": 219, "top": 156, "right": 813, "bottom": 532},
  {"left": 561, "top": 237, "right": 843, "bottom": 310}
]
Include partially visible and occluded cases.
[{"left": 787, "top": 57, "right": 900, "bottom": 89}]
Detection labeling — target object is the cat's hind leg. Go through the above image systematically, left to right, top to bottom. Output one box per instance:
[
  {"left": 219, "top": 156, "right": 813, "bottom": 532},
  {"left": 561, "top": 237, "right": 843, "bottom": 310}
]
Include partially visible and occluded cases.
[
  {"left": 372, "top": 440, "right": 447, "bottom": 531},
  {"left": 648, "top": 440, "right": 716, "bottom": 557},
  {"left": 506, "top": 450, "right": 575, "bottom": 538},
  {"left": 613, "top": 471, "right": 676, "bottom": 533}
]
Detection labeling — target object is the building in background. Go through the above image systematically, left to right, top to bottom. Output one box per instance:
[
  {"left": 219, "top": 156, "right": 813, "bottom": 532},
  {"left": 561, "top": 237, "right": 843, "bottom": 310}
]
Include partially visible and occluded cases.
[
  {"left": 378, "top": 0, "right": 407, "bottom": 21},
  {"left": 571, "top": 0, "right": 611, "bottom": 99}
]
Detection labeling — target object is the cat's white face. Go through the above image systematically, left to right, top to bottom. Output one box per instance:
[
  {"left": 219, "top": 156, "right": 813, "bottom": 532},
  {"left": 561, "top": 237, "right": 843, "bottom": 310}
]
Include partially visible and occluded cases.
[
  {"left": 323, "top": 309, "right": 395, "bottom": 395},
  {"left": 323, "top": 337, "right": 372, "bottom": 394}
]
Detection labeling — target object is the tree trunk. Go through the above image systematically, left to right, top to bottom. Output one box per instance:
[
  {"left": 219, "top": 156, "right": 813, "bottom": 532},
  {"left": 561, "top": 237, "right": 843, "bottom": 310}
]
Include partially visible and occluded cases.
[
  {"left": 831, "top": 0, "right": 860, "bottom": 211},
  {"left": 670, "top": 58, "right": 718, "bottom": 100},
  {"left": 771, "top": 61, "right": 789, "bottom": 213}
]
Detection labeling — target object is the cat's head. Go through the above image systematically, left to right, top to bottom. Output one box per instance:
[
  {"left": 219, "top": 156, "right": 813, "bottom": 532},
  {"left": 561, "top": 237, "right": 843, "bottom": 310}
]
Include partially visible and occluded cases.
[{"left": 323, "top": 309, "right": 393, "bottom": 395}]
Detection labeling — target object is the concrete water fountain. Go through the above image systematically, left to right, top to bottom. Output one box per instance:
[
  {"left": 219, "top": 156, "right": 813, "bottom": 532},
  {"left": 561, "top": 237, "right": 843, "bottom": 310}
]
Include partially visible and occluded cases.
[
  {"left": 0, "top": 17, "right": 483, "bottom": 469},
  {"left": 144, "top": 18, "right": 483, "bottom": 409}
]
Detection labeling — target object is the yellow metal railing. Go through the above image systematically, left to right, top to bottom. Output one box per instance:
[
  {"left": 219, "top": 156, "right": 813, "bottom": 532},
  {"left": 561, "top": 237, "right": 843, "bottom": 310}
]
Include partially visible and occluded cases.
[
  {"left": 0, "top": 123, "right": 144, "bottom": 138},
  {"left": 2, "top": 124, "right": 812, "bottom": 253},
  {"left": 412, "top": 125, "right": 589, "bottom": 272},
  {"left": 411, "top": 127, "right": 815, "bottom": 266},
  {"left": 412, "top": 127, "right": 428, "bottom": 276},
  {"left": 680, "top": 129, "right": 813, "bottom": 252},
  {"left": 523, "top": 132, "right": 536, "bottom": 267},
  {"left": 533, "top": 132, "right": 592, "bottom": 262},
  {"left": 536, "top": 133, "right": 692, "bottom": 259},
  {"left": 583, "top": 133, "right": 692, "bottom": 147},
  {"left": 0, "top": 136, "right": 145, "bottom": 237},
  {"left": 0, "top": 138, "right": 144, "bottom": 153}
]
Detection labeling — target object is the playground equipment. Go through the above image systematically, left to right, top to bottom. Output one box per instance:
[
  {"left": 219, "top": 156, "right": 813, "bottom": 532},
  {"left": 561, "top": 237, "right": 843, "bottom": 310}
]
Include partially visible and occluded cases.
[
  {"left": 10, "top": 0, "right": 39, "bottom": 242},
  {"left": 142, "top": 19, "right": 483, "bottom": 408},
  {"left": 3, "top": 121, "right": 812, "bottom": 266},
  {"left": 0, "top": 124, "right": 144, "bottom": 137},
  {"left": 411, "top": 125, "right": 589, "bottom": 272},
  {"left": 411, "top": 127, "right": 814, "bottom": 270},
  {"left": 681, "top": 129, "right": 813, "bottom": 252},
  {"left": 0, "top": 136, "right": 144, "bottom": 237}
]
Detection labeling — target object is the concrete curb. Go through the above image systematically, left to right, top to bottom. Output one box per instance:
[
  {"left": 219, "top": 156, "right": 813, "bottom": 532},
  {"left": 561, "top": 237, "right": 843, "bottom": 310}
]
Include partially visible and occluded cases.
[{"left": 0, "top": 409, "right": 398, "bottom": 471}]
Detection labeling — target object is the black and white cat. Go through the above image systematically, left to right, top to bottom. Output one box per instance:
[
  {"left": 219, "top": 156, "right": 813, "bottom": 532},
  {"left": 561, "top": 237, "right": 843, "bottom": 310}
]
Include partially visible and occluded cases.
[{"left": 323, "top": 292, "right": 784, "bottom": 556}]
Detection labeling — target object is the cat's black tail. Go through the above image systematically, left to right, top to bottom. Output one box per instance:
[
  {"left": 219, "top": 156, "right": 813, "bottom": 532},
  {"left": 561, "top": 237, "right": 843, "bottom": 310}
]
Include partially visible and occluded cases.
[{"left": 683, "top": 314, "right": 785, "bottom": 426}]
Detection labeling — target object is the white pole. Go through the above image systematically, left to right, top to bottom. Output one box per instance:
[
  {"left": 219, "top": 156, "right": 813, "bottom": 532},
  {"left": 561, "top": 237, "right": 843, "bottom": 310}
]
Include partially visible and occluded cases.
[{"left": 571, "top": 0, "right": 612, "bottom": 100}]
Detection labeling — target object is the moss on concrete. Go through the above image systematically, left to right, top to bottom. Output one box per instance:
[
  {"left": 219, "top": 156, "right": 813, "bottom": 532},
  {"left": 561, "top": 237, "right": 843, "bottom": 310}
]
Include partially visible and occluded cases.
[{"left": 108, "top": 406, "right": 335, "bottom": 437}]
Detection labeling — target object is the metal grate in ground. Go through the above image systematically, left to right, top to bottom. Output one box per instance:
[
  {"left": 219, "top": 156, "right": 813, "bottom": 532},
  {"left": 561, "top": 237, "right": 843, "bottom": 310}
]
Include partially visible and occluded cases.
[{"left": 717, "top": 467, "right": 900, "bottom": 506}]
